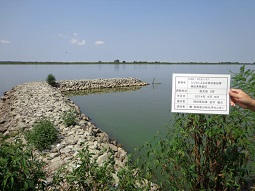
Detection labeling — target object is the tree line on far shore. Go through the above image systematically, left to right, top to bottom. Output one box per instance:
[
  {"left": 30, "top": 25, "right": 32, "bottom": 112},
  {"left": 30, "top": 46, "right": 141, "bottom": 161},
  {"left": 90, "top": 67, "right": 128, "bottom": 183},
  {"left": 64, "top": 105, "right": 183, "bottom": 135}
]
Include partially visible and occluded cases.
[{"left": 0, "top": 60, "right": 254, "bottom": 65}]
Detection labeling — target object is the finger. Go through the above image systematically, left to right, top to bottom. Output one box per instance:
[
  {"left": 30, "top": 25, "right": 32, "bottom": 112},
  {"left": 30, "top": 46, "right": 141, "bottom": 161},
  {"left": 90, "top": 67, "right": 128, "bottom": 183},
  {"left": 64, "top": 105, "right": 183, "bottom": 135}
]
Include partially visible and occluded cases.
[
  {"left": 230, "top": 88, "right": 241, "bottom": 93},
  {"left": 229, "top": 90, "right": 242, "bottom": 99},
  {"left": 229, "top": 91, "right": 237, "bottom": 98},
  {"left": 230, "top": 100, "right": 236, "bottom": 106}
]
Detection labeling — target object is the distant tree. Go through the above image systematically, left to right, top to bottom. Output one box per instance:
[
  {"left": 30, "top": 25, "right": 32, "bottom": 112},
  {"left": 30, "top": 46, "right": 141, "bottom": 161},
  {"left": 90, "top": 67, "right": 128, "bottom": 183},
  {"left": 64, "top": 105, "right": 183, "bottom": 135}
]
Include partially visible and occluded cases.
[{"left": 114, "top": 59, "right": 120, "bottom": 63}]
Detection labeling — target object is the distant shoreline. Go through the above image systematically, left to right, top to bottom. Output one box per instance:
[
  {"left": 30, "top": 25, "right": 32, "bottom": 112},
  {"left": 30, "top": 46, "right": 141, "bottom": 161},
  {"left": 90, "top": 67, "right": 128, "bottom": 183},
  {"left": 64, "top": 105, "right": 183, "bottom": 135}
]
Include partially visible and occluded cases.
[{"left": 0, "top": 61, "right": 254, "bottom": 65}]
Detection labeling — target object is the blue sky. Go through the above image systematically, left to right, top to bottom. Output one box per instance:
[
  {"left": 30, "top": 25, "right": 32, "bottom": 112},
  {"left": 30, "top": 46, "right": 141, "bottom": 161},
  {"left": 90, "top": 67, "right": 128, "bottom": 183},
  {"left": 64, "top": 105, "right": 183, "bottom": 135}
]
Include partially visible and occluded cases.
[{"left": 0, "top": 0, "right": 255, "bottom": 63}]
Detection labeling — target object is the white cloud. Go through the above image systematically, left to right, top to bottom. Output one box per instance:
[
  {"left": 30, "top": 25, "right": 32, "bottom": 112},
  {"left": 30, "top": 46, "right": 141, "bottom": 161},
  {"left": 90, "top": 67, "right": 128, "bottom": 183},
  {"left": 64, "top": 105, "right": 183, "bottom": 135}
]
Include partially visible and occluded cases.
[
  {"left": 59, "top": 32, "right": 86, "bottom": 46},
  {"left": 69, "top": 32, "right": 86, "bottom": 46},
  {"left": 70, "top": 38, "right": 86, "bottom": 46},
  {"left": 0, "top": 40, "right": 11, "bottom": 44},
  {"left": 77, "top": 40, "right": 86, "bottom": 45},
  {"left": 95, "top": 41, "right": 105, "bottom": 45}
]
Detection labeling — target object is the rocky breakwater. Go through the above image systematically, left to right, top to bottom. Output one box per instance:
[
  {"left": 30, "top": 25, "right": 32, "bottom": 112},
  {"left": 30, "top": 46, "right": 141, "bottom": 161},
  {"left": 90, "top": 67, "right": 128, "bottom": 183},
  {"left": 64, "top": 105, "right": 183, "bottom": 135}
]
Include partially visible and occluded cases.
[
  {"left": 58, "top": 77, "right": 148, "bottom": 92},
  {"left": 0, "top": 78, "right": 148, "bottom": 188}
]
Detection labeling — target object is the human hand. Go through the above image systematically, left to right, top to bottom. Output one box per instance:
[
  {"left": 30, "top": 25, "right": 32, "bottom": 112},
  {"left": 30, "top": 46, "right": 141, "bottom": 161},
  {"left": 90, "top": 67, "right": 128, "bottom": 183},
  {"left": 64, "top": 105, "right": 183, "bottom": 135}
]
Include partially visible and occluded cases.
[{"left": 229, "top": 89, "right": 255, "bottom": 111}]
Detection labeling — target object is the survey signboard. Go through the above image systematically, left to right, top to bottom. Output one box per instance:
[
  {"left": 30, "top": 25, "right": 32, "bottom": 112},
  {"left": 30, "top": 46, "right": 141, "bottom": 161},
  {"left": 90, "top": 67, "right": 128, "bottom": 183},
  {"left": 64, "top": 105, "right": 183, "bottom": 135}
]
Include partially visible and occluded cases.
[{"left": 171, "top": 74, "right": 231, "bottom": 115}]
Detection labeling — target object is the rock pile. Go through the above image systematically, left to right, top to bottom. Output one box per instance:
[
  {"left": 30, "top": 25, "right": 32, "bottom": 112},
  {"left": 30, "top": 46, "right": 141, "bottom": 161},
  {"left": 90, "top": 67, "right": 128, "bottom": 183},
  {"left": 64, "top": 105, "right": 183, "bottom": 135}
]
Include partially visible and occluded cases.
[
  {"left": 58, "top": 77, "right": 148, "bottom": 92},
  {"left": 0, "top": 78, "right": 148, "bottom": 188}
]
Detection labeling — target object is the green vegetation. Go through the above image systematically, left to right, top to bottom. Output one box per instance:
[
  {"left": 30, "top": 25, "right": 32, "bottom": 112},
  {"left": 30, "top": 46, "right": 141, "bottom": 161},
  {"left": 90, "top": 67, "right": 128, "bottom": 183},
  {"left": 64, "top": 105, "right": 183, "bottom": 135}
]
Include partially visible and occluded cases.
[
  {"left": 137, "top": 65, "right": 255, "bottom": 190},
  {"left": 46, "top": 73, "right": 56, "bottom": 86},
  {"left": 62, "top": 109, "right": 76, "bottom": 126},
  {"left": 25, "top": 118, "right": 58, "bottom": 151},
  {"left": 0, "top": 136, "right": 45, "bottom": 191},
  {"left": 53, "top": 146, "right": 147, "bottom": 191},
  {"left": 55, "top": 146, "right": 115, "bottom": 190}
]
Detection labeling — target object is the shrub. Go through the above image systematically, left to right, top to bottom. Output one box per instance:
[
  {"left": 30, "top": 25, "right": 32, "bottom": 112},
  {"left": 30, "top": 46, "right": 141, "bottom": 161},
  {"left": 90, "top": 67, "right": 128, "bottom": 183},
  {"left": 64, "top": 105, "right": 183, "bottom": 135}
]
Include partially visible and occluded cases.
[
  {"left": 137, "top": 65, "right": 255, "bottom": 190},
  {"left": 46, "top": 74, "right": 56, "bottom": 86},
  {"left": 62, "top": 109, "right": 76, "bottom": 126},
  {"left": 25, "top": 118, "right": 58, "bottom": 151},
  {"left": 0, "top": 136, "right": 46, "bottom": 190},
  {"left": 53, "top": 146, "right": 147, "bottom": 190},
  {"left": 63, "top": 146, "right": 115, "bottom": 190},
  {"left": 116, "top": 158, "right": 149, "bottom": 191}
]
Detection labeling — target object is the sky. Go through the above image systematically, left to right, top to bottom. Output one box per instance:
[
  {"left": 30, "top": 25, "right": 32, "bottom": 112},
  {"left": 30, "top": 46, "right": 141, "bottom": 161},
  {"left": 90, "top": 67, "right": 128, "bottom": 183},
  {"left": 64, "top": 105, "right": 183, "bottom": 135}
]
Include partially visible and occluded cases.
[{"left": 0, "top": 0, "right": 255, "bottom": 63}]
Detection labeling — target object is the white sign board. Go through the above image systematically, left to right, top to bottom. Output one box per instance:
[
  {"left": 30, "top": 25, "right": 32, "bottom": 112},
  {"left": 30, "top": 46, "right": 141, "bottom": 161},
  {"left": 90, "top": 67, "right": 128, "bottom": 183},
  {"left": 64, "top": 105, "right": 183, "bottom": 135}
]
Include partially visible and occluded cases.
[{"left": 171, "top": 74, "right": 231, "bottom": 115}]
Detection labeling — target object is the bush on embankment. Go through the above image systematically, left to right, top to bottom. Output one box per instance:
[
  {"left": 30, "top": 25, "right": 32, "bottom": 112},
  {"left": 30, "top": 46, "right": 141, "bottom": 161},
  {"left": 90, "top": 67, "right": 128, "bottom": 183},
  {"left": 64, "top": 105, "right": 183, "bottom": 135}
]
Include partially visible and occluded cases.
[
  {"left": 137, "top": 65, "right": 255, "bottom": 190},
  {"left": 46, "top": 74, "right": 56, "bottom": 87},
  {"left": 62, "top": 109, "right": 76, "bottom": 126},
  {"left": 25, "top": 118, "right": 58, "bottom": 151}
]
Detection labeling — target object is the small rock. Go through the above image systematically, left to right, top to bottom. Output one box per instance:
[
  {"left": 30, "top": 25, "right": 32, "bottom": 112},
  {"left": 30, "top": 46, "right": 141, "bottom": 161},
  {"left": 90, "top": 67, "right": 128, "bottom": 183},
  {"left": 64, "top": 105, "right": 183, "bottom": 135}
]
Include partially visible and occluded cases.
[
  {"left": 78, "top": 120, "right": 87, "bottom": 126},
  {"left": 66, "top": 135, "right": 78, "bottom": 145},
  {"left": 109, "top": 144, "right": 118, "bottom": 152},
  {"left": 60, "top": 145, "right": 74, "bottom": 154},
  {"left": 48, "top": 152, "right": 59, "bottom": 159},
  {"left": 97, "top": 152, "right": 109, "bottom": 166},
  {"left": 49, "top": 156, "right": 64, "bottom": 171}
]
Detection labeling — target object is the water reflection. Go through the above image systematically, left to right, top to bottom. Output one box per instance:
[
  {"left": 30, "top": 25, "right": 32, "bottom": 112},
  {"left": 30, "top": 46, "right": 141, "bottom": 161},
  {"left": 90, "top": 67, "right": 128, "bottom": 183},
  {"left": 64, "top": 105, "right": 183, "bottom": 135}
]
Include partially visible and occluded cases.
[
  {"left": 152, "top": 78, "right": 162, "bottom": 89},
  {"left": 63, "top": 86, "right": 143, "bottom": 97}
]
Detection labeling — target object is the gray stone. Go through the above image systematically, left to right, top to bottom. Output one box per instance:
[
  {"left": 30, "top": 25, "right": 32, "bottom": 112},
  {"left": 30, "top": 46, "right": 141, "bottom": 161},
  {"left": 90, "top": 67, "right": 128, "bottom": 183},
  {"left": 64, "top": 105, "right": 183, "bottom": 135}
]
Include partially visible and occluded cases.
[
  {"left": 79, "top": 119, "right": 87, "bottom": 126},
  {"left": 59, "top": 124, "right": 66, "bottom": 130},
  {"left": 73, "top": 125, "right": 81, "bottom": 129},
  {"left": 67, "top": 130, "right": 75, "bottom": 136},
  {"left": 98, "top": 132, "right": 109, "bottom": 143},
  {"left": 66, "top": 135, "right": 78, "bottom": 145},
  {"left": 109, "top": 144, "right": 118, "bottom": 152},
  {"left": 60, "top": 145, "right": 74, "bottom": 154},
  {"left": 116, "top": 148, "right": 127, "bottom": 161},
  {"left": 48, "top": 152, "right": 59, "bottom": 159},
  {"left": 97, "top": 152, "right": 109, "bottom": 165},
  {"left": 49, "top": 156, "right": 64, "bottom": 171},
  {"left": 114, "top": 159, "right": 125, "bottom": 170}
]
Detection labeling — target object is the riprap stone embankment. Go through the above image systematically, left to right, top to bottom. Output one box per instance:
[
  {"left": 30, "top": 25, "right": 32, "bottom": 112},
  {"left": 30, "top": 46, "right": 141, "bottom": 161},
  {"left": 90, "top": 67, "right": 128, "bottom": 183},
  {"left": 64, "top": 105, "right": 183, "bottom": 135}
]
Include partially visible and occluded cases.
[
  {"left": 0, "top": 77, "right": 148, "bottom": 188},
  {"left": 58, "top": 77, "right": 148, "bottom": 92}
]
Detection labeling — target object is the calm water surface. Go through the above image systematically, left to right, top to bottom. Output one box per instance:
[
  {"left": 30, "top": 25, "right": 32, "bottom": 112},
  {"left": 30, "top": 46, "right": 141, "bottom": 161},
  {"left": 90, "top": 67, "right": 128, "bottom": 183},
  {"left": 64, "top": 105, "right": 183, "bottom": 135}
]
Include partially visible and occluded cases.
[{"left": 0, "top": 64, "right": 251, "bottom": 153}]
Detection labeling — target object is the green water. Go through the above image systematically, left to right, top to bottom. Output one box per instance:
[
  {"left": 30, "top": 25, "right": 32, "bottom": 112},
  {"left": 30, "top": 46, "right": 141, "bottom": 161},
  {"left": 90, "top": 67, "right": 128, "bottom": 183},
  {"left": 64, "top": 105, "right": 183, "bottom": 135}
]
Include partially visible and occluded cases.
[{"left": 69, "top": 85, "right": 173, "bottom": 153}]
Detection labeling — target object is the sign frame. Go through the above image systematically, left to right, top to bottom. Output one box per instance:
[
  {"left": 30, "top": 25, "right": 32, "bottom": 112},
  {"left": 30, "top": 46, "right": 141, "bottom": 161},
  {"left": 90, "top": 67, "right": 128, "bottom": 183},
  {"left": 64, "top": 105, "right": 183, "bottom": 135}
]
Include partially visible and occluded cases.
[{"left": 171, "top": 73, "right": 231, "bottom": 115}]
